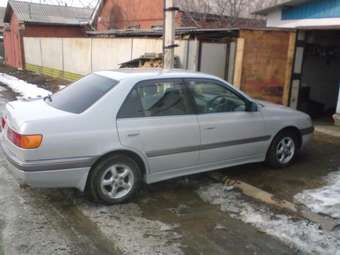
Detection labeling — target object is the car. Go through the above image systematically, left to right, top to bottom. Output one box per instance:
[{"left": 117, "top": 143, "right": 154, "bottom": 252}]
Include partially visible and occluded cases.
[{"left": 0, "top": 69, "right": 313, "bottom": 204}]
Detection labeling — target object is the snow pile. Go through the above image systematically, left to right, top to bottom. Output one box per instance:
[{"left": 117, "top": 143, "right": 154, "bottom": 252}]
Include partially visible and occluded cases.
[
  {"left": 0, "top": 73, "right": 51, "bottom": 99},
  {"left": 295, "top": 170, "right": 340, "bottom": 219},
  {"left": 198, "top": 184, "right": 340, "bottom": 255}
]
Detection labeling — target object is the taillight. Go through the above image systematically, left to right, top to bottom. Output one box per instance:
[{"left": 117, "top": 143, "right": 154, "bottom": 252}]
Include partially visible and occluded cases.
[
  {"left": 1, "top": 117, "right": 6, "bottom": 129},
  {"left": 7, "top": 128, "right": 43, "bottom": 149}
]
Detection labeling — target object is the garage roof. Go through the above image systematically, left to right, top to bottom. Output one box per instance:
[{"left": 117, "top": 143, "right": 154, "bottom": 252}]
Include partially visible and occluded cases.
[{"left": 4, "top": 0, "right": 93, "bottom": 26}]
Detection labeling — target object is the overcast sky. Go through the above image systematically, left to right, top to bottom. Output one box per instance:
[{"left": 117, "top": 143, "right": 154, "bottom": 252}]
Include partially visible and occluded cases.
[{"left": 0, "top": 0, "right": 98, "bottom": 7}]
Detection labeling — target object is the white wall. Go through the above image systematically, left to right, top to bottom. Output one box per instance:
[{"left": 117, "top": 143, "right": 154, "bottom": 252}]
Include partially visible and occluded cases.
[
  {"left": 266, "top": 9, "right": 340, "bottom": 28},
  {"left": 23, "top": 37, "right": 197, "bottom": 77},
  {"left": 23, "top": 37, "right": 42, "bottom": 67},
  {"left": 41, "top": 38, "right": 63, "bottom": 71},
  {"left": 63, "top": 38, "right": 92, "bottom": 75},
  {"left": 91, "top": 38, "right": 133, "bottom": 71},
  {"left": 337, "top": 87, "right": 340, "bottom": 114}
]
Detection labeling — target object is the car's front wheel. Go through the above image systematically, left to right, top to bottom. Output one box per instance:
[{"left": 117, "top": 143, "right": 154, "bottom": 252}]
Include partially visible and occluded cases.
[
  {"left": 266, "top": 130, "right": 298, "bottom": 168},
  {"left": 87, "top": 154, "right": 142, "bottom": 205}
]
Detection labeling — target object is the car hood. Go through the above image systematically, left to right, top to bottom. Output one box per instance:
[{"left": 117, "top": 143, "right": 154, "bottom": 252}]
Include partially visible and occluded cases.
[
  {"left": 4, "top": 99, "right": 74, "bottom": 131},
  {"left": 255, "top": 100, "right": 297, "bottom": 112}
]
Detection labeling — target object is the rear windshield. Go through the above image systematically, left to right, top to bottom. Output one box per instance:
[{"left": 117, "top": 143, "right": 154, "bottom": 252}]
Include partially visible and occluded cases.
[{"left": 46, "top": 74, "right": 118, "bottom": 114}]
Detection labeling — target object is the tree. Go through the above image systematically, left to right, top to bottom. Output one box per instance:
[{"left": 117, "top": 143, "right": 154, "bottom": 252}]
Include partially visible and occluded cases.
[{"left": 177, "top": 0, "right": 282, "bottom": 28}]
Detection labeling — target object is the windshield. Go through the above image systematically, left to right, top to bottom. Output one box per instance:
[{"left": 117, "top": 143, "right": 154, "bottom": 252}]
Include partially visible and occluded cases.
[{"left": 46, "top": 74, "right": 118, "bottom": 114}]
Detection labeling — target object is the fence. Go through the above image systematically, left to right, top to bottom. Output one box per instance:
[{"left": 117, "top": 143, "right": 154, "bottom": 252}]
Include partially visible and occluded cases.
[{"left": 23, "top": 37, "right": 199, "bottom": 80}]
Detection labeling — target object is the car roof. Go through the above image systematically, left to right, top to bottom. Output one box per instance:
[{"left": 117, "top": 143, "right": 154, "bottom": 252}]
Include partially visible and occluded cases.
[{"left": 95, "top": 68, "right": 218, "bottom": 82}]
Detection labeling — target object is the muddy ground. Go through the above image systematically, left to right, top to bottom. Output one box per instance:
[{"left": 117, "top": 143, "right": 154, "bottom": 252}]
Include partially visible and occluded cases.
[{"left": 0, "top": 66, "right": 339, "bottom": 255}]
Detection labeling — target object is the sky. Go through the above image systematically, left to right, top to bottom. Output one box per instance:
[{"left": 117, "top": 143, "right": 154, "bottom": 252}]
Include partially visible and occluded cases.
[{"left": 0, "top": 0, "right": 99, "bottom": 7}]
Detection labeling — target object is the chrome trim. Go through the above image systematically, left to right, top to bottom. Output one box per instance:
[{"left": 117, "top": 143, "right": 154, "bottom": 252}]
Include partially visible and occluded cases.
[{"left": 146, "top": 135, "right": 271, "bottom": 158}]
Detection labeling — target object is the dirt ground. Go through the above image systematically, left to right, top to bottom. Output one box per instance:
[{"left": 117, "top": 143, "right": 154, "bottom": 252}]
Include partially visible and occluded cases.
[{"left": 0, "top": 66, "right": 339, "bottom": 255}]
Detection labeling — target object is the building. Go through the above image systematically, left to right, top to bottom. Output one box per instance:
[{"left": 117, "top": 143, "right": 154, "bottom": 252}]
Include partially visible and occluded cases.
[
  {"left": 3, "top": 0, "right": 93, "bottom": 69},
  {"left": 91, "top": 0, "right": 264, "bottom": 31},
  {"left": 256, "top": 0, "right": 340, "bottom": 126}
]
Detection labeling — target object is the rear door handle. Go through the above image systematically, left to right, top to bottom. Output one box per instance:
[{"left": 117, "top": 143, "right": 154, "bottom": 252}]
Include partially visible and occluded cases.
[
  {"left": 205, "top": 127, "right": 216, "bottom": 130},
  {"left": 127, "top": 132, "right": 140, "bottom": 137}
]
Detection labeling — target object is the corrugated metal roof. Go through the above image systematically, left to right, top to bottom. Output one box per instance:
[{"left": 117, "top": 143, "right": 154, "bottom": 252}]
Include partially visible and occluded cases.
[
  {"left": 4, "top": 0, "right": 93, "bottom": 26},
  {"left": 254, "top": 0, "right": 311, "bottom": 15},
  {"left": 86, "top": 27, "right": 239, "bottom": 37}
]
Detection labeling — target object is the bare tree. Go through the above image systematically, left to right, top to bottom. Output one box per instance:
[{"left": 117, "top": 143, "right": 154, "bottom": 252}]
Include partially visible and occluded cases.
[{"left": 177, "top": 0, "right": 282, "bottom": 28}]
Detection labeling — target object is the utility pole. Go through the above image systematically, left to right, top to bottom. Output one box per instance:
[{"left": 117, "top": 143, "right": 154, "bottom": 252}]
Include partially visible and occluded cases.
[{"left": 163, "top": 0, "right": 178, "bottom": 69}]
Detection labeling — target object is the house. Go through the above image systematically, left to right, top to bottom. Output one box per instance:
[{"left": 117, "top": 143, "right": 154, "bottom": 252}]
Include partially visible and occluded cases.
[
  {"left": 3, "top": 0, "right": 93, "bottom": 69},
  {"left": 91, "top": 0, "right": 264, "bottom": 31},
  {"left": 255, "top": 0, "right": 340, "bottom": 125}
]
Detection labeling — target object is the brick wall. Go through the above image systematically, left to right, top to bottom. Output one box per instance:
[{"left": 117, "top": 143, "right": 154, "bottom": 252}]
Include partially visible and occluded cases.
[
  {"left": 96, "top": 0, "right": 164, "bottom": 30},
  {"left": 4, "top": 14, "right": 24, "bottom": 69},
  {"left": 24, "top": 25, "right": 85, "bottom": 37},
  {"left": 239, "top": 29, "right": 294, "bottom": 104}
]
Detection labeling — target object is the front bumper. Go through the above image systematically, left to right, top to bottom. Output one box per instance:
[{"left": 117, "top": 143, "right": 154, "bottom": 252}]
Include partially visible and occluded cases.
[
  {"left": 300, "top": 126, "right": 314, "bottom": 150},
  {"left": 0, "top": 139, "right": 91, "bottom": 191}
]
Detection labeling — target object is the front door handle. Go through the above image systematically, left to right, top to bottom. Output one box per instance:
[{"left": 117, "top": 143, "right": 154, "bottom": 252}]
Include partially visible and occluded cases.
[
  {"left": 205, "top": 127, "right": 216, "bottom": 130},
  {"left": 127, "top": 132, "right": 140, "bottom": 137}
]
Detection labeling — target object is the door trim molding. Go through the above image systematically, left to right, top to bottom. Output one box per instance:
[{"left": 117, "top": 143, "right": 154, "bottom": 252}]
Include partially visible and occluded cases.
[{"left": 146, "top": 135, "right": 271, "bottom": 158}]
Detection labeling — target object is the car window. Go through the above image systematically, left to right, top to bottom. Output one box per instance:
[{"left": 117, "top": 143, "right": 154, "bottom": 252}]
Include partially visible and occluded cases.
[
  {"left": 47, "top": 74, "right": 117, "bottom": 114},
  {"left": 118, "top": 79, "right": 192, "bottom": 118},
  {"left": 187, "top": 80, "right": 247, "bottom": 114},
  {"left": 118, "top": 88, "right": 144, "bottom": 118}
]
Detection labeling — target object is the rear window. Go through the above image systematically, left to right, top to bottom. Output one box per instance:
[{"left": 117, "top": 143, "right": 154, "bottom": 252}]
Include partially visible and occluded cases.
[{"left": 46, "top": 74, "right": 118, "bottom": 114}]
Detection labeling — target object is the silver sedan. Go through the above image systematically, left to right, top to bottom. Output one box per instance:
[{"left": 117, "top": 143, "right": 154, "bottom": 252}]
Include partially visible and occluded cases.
[{"left": 1, "top": 69, "right": 313, "bottom": 204}]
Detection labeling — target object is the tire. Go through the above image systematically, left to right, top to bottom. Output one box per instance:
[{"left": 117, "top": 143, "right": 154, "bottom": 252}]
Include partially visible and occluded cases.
[
  {"left": 266, "top": 130, "right": 298, "bottom": 168},
  {"left": 87, "top": 154, "right": 142, "bottom": 205}
]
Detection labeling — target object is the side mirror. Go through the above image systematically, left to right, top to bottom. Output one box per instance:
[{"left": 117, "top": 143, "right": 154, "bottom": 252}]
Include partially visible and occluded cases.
[{"left": 246, "top": 101, "right": 258, "bottom": 112}]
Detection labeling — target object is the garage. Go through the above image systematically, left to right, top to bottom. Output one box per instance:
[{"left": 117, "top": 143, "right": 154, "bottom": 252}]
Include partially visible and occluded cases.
[{"left": 297, "top": 30, "right": 340, "bottom": 120}]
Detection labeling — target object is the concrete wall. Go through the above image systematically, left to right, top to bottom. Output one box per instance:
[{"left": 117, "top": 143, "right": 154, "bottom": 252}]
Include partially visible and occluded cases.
[{"left": 23, "top": 37, "right": 195, "bottom": 80}]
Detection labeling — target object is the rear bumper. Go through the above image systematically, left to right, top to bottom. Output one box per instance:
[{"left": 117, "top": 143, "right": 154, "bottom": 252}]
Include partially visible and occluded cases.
[{"left": 0, "top": 138, "right": 91, "bottom": 191}]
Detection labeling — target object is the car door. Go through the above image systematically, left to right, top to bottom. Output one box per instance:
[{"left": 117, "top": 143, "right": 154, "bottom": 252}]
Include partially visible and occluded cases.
[
  {"left": 117, "top": 78, "right": 201, "bottom": 175},
  {"left": 186, "top": 78, "right": 268, "bottom": 165}
]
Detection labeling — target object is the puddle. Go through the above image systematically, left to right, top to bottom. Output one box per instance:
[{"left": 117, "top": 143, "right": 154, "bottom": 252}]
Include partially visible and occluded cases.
[
  {"left": 137, "top": 177, "right": 295, "bottom": 255},
  {"left": 63, "top": 189, "right": 183, "bottom": 255}
]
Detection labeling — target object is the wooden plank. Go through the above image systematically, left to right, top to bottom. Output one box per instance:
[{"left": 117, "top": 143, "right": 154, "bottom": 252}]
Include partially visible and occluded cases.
[
  {"left": 282, "top": 32, "right": 297, "bottom": 106},
  {"left": 233, "top": 38, "right": 245, "bottom": 89},
  {"left": 222, "top": 177, "right": 340, "bottom": 232},
  {"left": 224, "top": 178, "right": 298, "bottom": 213}
]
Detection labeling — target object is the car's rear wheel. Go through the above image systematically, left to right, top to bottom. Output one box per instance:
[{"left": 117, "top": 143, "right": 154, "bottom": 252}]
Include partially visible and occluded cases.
[
  {"left": 266, "top": 130, "right": 298, "bottom": 168},
  {"left": 87, "top": 154, "right": 142, "bottom": 205}
]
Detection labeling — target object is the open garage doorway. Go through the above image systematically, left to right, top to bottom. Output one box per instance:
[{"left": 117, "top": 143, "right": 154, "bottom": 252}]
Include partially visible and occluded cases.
[{"left": 298, "top": 30, "right": 340, "bottom": 121}]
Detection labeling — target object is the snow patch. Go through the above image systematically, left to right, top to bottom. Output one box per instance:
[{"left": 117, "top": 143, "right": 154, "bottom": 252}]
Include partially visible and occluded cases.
[
  {"left": 0, "top": 73, "right": 51, "bottom": 99},
  {"left": 295, "top": 170, "right": 340, "bottom": 219},
  {"left": 198, "top": 184, "right": 340, "bottom": 255}
]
